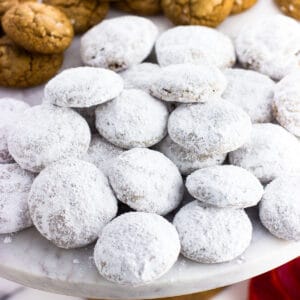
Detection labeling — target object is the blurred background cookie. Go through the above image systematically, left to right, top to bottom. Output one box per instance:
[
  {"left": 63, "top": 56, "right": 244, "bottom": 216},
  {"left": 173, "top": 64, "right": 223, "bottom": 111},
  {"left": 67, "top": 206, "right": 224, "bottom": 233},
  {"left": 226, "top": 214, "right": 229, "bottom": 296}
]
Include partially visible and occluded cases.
[
  {"left": 43, "top": 0, "right": 109, "bottom": 34},
  {"left": 113, "top": 0, "right": 161, "bottom": 16},
  {"left": 161, "top": 0, "right": 234, "bottom": 27},
  {"left": 231, "top": 0, "right": 257, "bottom": 14},
  {"left": 275, "top": 0, "right": 300, "bottom": 20},
  {"left": 0, "top": 36, "right": 63, "bottom": 87}
]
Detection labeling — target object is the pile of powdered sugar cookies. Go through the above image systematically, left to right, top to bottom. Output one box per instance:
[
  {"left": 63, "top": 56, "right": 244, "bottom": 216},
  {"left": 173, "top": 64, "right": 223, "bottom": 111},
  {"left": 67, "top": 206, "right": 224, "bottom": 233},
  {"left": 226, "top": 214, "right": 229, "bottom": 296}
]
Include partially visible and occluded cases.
[{"left": 1, "top": 13, "right": 300, "bottom": 287}]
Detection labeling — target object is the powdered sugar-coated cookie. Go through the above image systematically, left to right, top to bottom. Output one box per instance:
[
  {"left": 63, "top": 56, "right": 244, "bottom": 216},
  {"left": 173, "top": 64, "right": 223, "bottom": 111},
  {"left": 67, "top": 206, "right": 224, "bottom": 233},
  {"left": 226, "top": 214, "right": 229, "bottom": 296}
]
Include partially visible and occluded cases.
[
  {"left": 235, "top": 15, "right": 300, "bottom": 80},
  {"left": 81, "top": 16, "right": 158, "bottom": 72},
  {"left": 155, "top": 26, "right": 235, "bottom": 69},
  {"left": 121, "top": 63, "right": 160, "bottom": 92},
  {"left": 150, "top": 64, "right": 227, "bottom": 103},
  {"left": 44, "top": 67, "right": 124, "bottom": 108},
  {"left": 223, "top": 69, "right": 275, "bottom": 123},
  {"left": 273, "top": 71, "right": 300, "bottom": 137},
  {"left": 95, "top": 89, "right": 169, "bottom": 149},
  {"left": 0, "top": 98, "right": 30, "bottom": 164},
  {"left": 168, "top": 100, "right": 252, "bottom": 156},
  {"left": 7, "top": 105, "right": 91, "bottom": 173},
  {"left": 229, "top": 123, "right": 300, "bottom": 184},
  {"left": 82, "top": 135, "right": 124, "bottom": 176},
  {"left": 156, "top": 136, "right": 226, "bottom": 176},
  {"left": 108, "top": 148, "right": 184, "bottom": 215},
  {"left": 28, "top": 158, "right": 118, "bottom": 249},
  {"left": 0, "top": 163, "right": 35, "bottom": 234},
  {"left": 186, "top": 165, "right": 263, "bottom": 208},
  {"left": 259, "top": 175, "right": 300, "bottom": 241},
  {"left": 173, "top": 201, "right": 252, "bottom": 263},
  {"left": 94, "top": 212, "right": 180, "bottom": 286}
]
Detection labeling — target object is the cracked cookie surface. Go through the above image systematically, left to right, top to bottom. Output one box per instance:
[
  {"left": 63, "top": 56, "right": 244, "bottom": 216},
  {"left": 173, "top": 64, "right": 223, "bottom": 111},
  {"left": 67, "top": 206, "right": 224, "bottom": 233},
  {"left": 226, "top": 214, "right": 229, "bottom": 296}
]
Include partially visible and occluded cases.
[
  {"left": 43, "top": 0, "right": 109, "bottom": 34},
  {"left": 113, "top": 0, "right": 161, "bottom": 15},
  {"left": 161, "top": 0, "right": 234, "bottom": 27},
  {"left": 231, "top": 0, "right": 257, "bottom": 14},
  {"left": 2, "top": 2, "right": 73, "bottom": 53},
  {"left": 0, "top": 36, "right": 63, "bottom": 87}
]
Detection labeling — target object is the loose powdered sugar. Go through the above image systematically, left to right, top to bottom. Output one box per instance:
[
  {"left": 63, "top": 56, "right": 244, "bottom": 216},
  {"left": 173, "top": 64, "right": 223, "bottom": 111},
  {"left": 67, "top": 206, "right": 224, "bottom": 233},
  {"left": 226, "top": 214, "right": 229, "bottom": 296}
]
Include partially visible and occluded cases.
[
  {"left": 235, "top": 15, "right": 300, "bottom": 80},
  {"left": 81, "top": 16, "right": 158, "bottom": 72},
  {"left": 155, "top": 26, "right": 235, "bottom": 69},
  {"left": 150, "top": 64, "right": 227, "bottom": 103},
  {"left": 44, "top": 67, "right": 124, "bottom": 108},
  {"left": 223, "top": 69, "right": 275, "bottom": 123},
  {"left": 95, "top": 89, "right": 169, "bottom": 149},
  {"left": 0, "top": 98, "right": 30, "bottom": 164},
  {"left": 168, "top": 100, "right": 252, "bottom": 156},
  {"left": 7, "top": 104, "right": 91, "bottom": 173},
  {"left": 229, "top": 123, "right": 300, "bottom": 184},
  {"left": 156, "top": 136, "right": 226, "bottom": 176},
  {"left": 108, "top": 148, "right": 184, "bottom": 215},
  {"left": 28, "top": 158, "right": 118, "bottom": 249},
  {"left": 0, "top": 163, "right": 35, "bottom": 234},
  {"left": 186, "top": 165, "right": 264, "bottom": 208},
  {"left": 259, "top": 175, "right": 300, "bottom": 241},
  {"left": 173, "top": 201, "right": 252, "bottom": 263},
  {"left": 94, "top": 212, "right": 180, "bottom": 286}
]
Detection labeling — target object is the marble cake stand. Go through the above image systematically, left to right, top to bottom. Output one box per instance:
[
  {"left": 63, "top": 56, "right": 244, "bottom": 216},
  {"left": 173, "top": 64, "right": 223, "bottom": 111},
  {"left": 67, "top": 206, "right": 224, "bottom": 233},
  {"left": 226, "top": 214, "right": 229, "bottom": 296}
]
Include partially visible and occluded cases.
[{"left": 1, "top": 0, "right": 299, "bottom": 299}]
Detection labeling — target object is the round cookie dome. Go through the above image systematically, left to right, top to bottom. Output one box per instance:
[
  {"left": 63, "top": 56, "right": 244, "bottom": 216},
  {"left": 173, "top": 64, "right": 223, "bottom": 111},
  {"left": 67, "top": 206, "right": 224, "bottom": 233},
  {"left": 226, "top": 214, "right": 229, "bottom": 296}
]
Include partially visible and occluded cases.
[
  {"left": 235, "top": 15, "right": 300, "bottom": 80},
  {"left": 80, "top": 16, "right": 158, "bottom": 72},
  {"left": 155, "top": 26, "right": 235, "bottom": 69},
  {"left": 150, "top": 64, "right": 227, "bottom": 103},
  {"left": 44, "top": 67, "right": 124, "bottom": 108},
  {"left": 222, "top": 69, "right": 275, "bottom": 123},
  {"left": 95, "top": 89, "right": 169, "bottom": 149},
  {"left": 0, "top": 98, "right": 29, "bottom": 164},
  {"left": 168, "top": 100, "right": 252, "bottom": 156},
  {"left": 7, "top": 104, "right": 91, "bottom": 173},
  {"left": 229, "top": 123, "right": 300, "bottom": 184},
  {"left": 156, "top": 136, "right": 226, "bottom": 176},
  {"left": 108, "top": 148, "right": 184, "bottom": 215},
  {"left": 28, "top": 158, "right": 118, "bottom": 249},
  {"left": 0, "top": 163, "right": 35, "bottom": 234},
  {"left": 186, "top": 165, "right": 263, "bottom": 208},
  {"left": 259, "top": 175, "right": 300, "bottom": 241},
  {"left": 173, "top": 201, "right": 252, "bottom": 263},
  {"left": 94, "top": 212, "right": 180, "bottom": 286}
]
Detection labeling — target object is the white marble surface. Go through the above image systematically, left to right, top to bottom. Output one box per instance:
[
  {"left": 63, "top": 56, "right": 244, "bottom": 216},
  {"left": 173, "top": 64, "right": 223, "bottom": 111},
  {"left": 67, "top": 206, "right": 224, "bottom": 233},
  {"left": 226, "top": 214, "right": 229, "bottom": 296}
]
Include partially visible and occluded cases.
[{"left": 1, "top": 0, "right": 299, "bottom": 299}]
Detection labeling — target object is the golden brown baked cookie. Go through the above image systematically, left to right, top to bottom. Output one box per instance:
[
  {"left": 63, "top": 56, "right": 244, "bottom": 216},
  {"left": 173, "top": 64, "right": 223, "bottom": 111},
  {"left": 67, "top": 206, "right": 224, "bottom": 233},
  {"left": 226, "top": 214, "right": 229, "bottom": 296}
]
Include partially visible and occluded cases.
[
  {"left": 43, "top": 0, "right": 109, "bottom": 34},
  {"left": 113, "top": 0, "right": 161, "bottom": 15},
  {"left": 161, "top": 0, "right": 234, "bottom": 27},
  {"left": 231, "top": 0, "right": 257, "bottom": 14},
  {"left": 275, "top": 0, "right": 300, "bottom": 20},
  {"left": 2, "top": 2, "right": 74, "bottom": 54},
  {"left": 0, "top": 36, "right": 63, "bottom": 87}
]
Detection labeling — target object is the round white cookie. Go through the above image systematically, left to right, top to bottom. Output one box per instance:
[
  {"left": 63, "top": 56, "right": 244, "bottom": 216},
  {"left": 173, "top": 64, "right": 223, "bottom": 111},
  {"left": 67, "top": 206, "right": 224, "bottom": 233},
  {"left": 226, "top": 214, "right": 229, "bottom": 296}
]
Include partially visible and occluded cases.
[
  {"left": 235, "top": 15, "right": 300, "bottom": 80},
  {"left": 81, "top": 16, "right": 158, "bottom": 72},
  {"left": 155, "top": 26, "right": 235, "bottom": 69},
  {"left": 121, "top": 63, "right": 160, "bottom": 92},
  {"left": 150, "top": 64, "right": 227, "bottom": 103},
  {"left": 44, "top": 67, "right": 124, "bottom": 108},
  {"left": 223, "top": 69, "right": 275, "bottom": 123},
  {"left": 273, "top": 71, "right": 300, "bottom": 137},
  {"left": 95, "top": 89, "right": 169, "bottom": 149},
  {"left": 0, "top": 98, "right": 29, "bottom": 164},
  {"left": 168, "top": 100, "right": 252, "bottom": 156},
  {"left": 7, "top": 105, "right": 91, "bottom": 173},
  {"left": 229, "top": 123, "right": 300, "bottom": 184},
  {"left": 82, "top": 135, "right": 124, "bottom": 176},
  {"left": 156, "top": 136, "right": 226, "bottom": 176},
  {"left": 108, "top": 148, "right": 184, "bottom": 215},
  {"left": 28, "top": 158, "right": 118, "bottom": 249},
  {"left": 0, "top": 163, "right": 35, "bottom": 234},
  {"left": 186, "top": 165, "right": 263, "bottom": 208},
  {"left": 259, "top": 175, "right": 300, "bottom": 241},
  {"left": 173, "top": 201, "right": 252, "bottom": 263},
  {"left": 94, "top": 212, "right": 180, "bottom": 286}
]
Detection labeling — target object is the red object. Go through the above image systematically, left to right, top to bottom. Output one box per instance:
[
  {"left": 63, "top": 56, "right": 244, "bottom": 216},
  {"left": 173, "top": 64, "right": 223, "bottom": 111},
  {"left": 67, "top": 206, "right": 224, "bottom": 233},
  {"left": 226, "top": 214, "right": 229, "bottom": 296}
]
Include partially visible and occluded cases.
[{"left": 249, "top": 257, "right": 300, "bottom": 300}]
